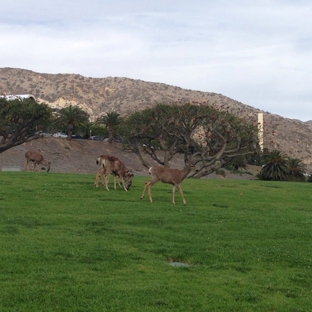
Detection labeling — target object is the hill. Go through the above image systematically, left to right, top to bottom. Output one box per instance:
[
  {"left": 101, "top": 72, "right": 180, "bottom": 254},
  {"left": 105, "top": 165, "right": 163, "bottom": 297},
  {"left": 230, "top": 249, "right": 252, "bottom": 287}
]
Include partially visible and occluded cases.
[
  {"left": 0, "top": 67, "right": 311, "bottom": 172},
  {"left": 0, "top": 137, "right": 261, "bottom": 182},
  {"left": 0, "top": 137, "right": 146, "bottom": 175}
]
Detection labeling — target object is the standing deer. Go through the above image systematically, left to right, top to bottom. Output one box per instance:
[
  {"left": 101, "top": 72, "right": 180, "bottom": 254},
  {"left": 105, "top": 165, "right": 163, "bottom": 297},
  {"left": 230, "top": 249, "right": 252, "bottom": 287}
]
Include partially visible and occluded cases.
[
  {"left": 25, "top": 151, "right": 51, "bottom": 172},
  {"left": 95, "top": 155, "right": 133, "bottom": 191},
  {"left": 141, "top": 157, "right": 194, "bottom": 205},
  {"left": 95, "top": 161, "right": 122, "bottom": 190}
]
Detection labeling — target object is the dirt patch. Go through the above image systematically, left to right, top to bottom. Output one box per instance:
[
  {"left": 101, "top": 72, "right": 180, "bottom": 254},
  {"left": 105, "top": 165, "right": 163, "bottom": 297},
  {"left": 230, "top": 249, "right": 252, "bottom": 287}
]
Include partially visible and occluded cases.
[
  {"left": 0, "top": 137, "right": 260, "bottom": 180},
  {"left": 0, "top": 137, "right": 147, "bottom": 175}
]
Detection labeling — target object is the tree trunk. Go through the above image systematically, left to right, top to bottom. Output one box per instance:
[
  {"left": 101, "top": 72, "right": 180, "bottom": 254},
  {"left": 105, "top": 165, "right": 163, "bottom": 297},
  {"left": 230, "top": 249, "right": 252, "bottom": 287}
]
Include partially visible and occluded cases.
[
  {"left": 67, "top": 123, "right": 73, "bottom": 140},
  {"left": 108, "top": 126, "right": 113, "bottom": 143},
  {"left": 136, "top": 143, "right": 151, "bottom": 169},
  {"left": 163, "top": 151, "right": 170, "bottom": 167}
]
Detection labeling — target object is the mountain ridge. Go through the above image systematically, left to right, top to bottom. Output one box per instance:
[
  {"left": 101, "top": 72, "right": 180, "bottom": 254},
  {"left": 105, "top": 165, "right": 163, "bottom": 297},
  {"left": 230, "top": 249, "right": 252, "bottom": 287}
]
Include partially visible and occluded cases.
[{"left": 0, "top": 67, "right": 311, "bottom": 172}]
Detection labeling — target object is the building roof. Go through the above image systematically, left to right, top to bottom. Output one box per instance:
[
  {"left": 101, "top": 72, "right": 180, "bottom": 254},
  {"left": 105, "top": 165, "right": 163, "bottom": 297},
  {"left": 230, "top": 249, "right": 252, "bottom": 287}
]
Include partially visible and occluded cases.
[{"left": 0, "top": 94, "right": 36, "bottom": 101}]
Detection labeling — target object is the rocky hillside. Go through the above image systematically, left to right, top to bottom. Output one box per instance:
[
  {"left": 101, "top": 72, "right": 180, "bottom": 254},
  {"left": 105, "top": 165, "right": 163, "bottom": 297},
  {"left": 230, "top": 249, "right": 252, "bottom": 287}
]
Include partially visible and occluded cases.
[{"left": 0, "top": 67, "right": 311, "bottom": 172}]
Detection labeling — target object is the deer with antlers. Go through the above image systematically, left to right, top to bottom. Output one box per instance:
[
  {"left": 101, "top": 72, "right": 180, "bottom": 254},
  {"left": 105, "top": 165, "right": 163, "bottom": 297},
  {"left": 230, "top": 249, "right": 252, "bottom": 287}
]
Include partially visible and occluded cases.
[
  {"left": 25, "top": 151, "right": 51, "bottom": 172},
  {"left": 95, "top": 155, "right": 134, "bottom": 191},
  {"left": 141, "top": 157, "right": 194, "bottom": 205}
]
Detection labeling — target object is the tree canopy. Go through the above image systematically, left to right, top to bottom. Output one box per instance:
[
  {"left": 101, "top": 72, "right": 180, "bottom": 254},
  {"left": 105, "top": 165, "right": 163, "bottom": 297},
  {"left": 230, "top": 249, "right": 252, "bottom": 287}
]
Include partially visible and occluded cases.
[
  {"left": 0, "top": 98, "right": 52, "bottom": 153},
  {"left": 118, "top": 103, "right": 259, "bottom": 177},
  {"left": 55, "top": 105, "right": 90, "bottom": 140},
  {"left": 96, "top": 111, "right": 121, "bottom": 143},
  {"left": 258, "top": 150, "right": 307, "bottom": 181},
  {"left": 287, "top": 158, "right": 307, "bottom": 181}
]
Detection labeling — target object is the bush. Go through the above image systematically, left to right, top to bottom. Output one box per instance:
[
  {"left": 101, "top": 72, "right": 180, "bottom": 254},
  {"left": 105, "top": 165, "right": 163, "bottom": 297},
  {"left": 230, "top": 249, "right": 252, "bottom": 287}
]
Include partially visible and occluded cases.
[{"left": 306, "top": 174, "right": 312, "bottom": 182}]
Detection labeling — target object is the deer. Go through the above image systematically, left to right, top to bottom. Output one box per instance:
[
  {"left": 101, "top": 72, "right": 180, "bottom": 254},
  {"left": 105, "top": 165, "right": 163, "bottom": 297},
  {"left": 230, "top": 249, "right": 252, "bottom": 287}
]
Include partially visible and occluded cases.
[
  {"left": 25, "top": 150, "right": 51, "bottom": 172},
  {"left": 94, "top": 155, "right": 134, "bottom": 191},
  {"left": 95, "top": 155, "right": 121, "bottom": 189},
  {"left": 141, "top": 157, "right": 194, "bottom": 205},
  {"left": 95, "top": 163, "right": 121, "bottom": 190}
]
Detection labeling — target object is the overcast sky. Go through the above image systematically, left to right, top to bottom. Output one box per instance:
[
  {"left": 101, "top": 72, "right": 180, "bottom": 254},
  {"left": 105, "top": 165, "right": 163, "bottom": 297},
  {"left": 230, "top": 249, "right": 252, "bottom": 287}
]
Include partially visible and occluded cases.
[{"left": 1, "top": 1, "right": 311, "bottom": 121}]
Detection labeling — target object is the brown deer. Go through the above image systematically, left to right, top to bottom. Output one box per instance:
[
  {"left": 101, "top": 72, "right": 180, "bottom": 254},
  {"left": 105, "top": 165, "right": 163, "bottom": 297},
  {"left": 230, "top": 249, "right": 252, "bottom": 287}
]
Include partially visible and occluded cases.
[
  {"left": 25, "top": 151, "right": 51, "bottom": 172},
  {"left": 95, "top": 155, "right": 134, "bottom": 191},
  {"left": 141, "top": 157, "right": 194, "bottom": 205},
  {"left": 95, "top": 163, "right": 121, "bottom": 190}
]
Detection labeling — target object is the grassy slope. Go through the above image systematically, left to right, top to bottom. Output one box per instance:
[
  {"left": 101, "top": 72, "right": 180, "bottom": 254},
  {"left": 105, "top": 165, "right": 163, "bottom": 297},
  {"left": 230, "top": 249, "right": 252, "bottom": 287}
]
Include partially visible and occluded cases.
[{"left": 0, "top": 172, "right": 312, "bottom": 311}]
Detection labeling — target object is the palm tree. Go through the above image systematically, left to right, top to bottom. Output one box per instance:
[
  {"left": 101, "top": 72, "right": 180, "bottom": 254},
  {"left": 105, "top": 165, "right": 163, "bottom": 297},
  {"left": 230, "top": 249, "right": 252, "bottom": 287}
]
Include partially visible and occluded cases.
[
  {"left": 56, "top": 105, "right": 89, "bottom": 140},
  {"left": 96, "top": 111, "right": 120, "bottom": 143},
  {"left": 258, "top": 150, "right": 289, "bottom": 181},
  {"left": 287, "top": 158, "right": 306, "bottom": 181}
]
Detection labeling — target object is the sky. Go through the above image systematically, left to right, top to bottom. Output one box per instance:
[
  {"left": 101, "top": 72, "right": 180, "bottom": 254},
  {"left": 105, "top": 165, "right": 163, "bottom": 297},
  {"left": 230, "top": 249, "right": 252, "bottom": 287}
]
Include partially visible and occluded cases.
[{"left": 0, "top": 1, "right": 311, "bottom": 121}]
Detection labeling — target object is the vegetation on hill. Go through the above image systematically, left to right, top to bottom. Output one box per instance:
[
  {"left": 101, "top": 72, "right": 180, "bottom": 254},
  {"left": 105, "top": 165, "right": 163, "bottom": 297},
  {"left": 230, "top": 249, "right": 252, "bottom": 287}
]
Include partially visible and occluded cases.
[
  {"left": 0, "top": 67, "right": 311, "bottom": 172},
  {"left": 1, "top": 96, "right": 309, "bottom": 180},
  {"left": 0, "top": 97, "right": 52, "bottom": 153},
  {"left": 119, "top": 103, "right": 259, "bottom": 177},
  {"left": 54, "top": 105, "right": 90, "bottom": 140},
  {"left": 257, "top": 150, "right": 307, "bottom": 181}
]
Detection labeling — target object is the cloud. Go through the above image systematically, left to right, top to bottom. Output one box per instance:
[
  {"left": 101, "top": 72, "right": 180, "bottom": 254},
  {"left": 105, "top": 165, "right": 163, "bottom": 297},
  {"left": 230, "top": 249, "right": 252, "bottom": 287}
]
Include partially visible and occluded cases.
[{"left": 0, "top": 0, "right": 312, "bottom": 120}]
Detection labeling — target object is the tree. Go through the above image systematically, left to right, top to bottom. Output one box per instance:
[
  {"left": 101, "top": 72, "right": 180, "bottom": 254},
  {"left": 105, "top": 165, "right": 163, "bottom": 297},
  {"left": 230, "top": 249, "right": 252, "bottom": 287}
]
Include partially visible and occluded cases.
[
  {"left": 0, "top": 98, "right": 52, "bottom": 153},
  {"left": 118, "top": 103, "right": 259, "bottom": 176},
  {"left": 55, "top": 105, "right": 89, "bottom": 140},
  {"left": 96, "top": 111, "right": 120, "bottom": 143},
  {"left": 90, "top": 123, "right": 108, "bottom": 139},
  {"left": 258, "top": 150, "right": 289, "bottom": 181},
  {"left": 227, "top": 155, "right": 248, "bottom": 171},
  {"left": 287, "top": 158, "right": 306, "bottom": 181}
]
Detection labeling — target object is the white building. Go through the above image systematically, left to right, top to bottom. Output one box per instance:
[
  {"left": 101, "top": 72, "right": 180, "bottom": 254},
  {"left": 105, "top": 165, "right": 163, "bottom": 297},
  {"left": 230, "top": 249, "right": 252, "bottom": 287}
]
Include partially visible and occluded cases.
[{"left": 0, "top": 94, "right": 36, "bottom": 101}]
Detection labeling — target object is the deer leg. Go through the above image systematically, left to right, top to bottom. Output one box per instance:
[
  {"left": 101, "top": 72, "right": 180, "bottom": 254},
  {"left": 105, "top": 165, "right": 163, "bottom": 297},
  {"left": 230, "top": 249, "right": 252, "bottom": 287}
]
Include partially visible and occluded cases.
[
  {"left": 25, "top": 160, "right": 29, "bottom": 171},
  {"left": 36, "top": 161, "right": 41, "bottom": 171},
  {"left": 101, "top": 167, "right": 107, "bottom": 187},
  {"left": 95, "top": 168, "right": 102, "bottom": 187},
  {"left": 103, "top": 172, "right": 110, "bottom": 191},
  {"left": 95, "top": 173, "right": 100, "bottom": 187},
  {"left": 100, "top": 173, "right": 106, "bottom": 186},
  {"left": 113, "top": 174, "right": 122, "bottom": 189},
  {"left": 113, "top": 174, "right": 123, "bottom": 190},
  {"left": 117, "top": 174, "right": 127, "bottom": 192},
  {"left": 105, "top": 175, "right": 110, "bottom": 189},
  {"left": 113, "top": 175, "right": 117, "bottom": 190},
  {"left": 117, "top": 176, "right": 122, "bottom": 188},
  {"left": 104, "top": 178, "right": 109, "bottom": 191},
  {"left": 142, "top": 179, "right": 158, "bottom": 202},
  {"left": 147, "top": 180, "right": 158, "bottom": 202},
  {"left": 141, "top": 181, "right": 151, "bottom": 200},
  {"left": 147, "top": 184, "right": 153, "bottom": 202},
  {"left": 176, "top": 184, "right": 186, "bottom": 205},
  {"left": 172, "top": 185, "right": 176, "bottom": 204}
]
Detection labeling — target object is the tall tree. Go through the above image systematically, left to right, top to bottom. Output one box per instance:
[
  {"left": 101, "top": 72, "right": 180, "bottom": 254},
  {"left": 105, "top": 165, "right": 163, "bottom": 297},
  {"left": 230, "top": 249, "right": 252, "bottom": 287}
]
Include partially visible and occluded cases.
[
  {"left": 0, "top": 98, "right": 52, "bottom": 153},
  {"left": 118, "top": 103, "right": 259, "bottom": 176},
  {"left": 55, "top": 105, "right": 89, "bottom": 140},
  {"left": 96, "top": 111, "right": 120, "bottom": 143}
]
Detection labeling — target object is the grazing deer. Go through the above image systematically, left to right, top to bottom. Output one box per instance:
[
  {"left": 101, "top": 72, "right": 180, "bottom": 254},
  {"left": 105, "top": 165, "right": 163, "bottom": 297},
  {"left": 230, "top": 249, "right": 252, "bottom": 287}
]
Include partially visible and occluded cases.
[
  {"left": 25, "top": 151, "right": 51, "bottom": 172},
  {"left": 95, "top": 155, "right": 134, "bottom": 191},
  {"left": 95, "top": 156, "right": 121, "bottom": 189},
  {"left": 141, "top": 157, "right": 194, "bottom": 205},
  {"left": 95, "top": 163, "right": 121, "bottom": 190}
]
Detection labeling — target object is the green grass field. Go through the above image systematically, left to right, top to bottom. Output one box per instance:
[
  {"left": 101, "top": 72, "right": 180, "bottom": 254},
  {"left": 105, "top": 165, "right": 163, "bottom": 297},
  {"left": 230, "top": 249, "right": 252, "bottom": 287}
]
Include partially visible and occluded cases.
[{"left": 0, "top": 171, "right": 311, "bottom": 311}]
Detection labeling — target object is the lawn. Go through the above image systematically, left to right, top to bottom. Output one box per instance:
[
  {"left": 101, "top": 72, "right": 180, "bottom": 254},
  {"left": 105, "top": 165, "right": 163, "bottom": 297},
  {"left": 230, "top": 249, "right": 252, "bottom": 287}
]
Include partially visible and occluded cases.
[{"left": 0, "top": 172, "right": 311, "bottom": 311}]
